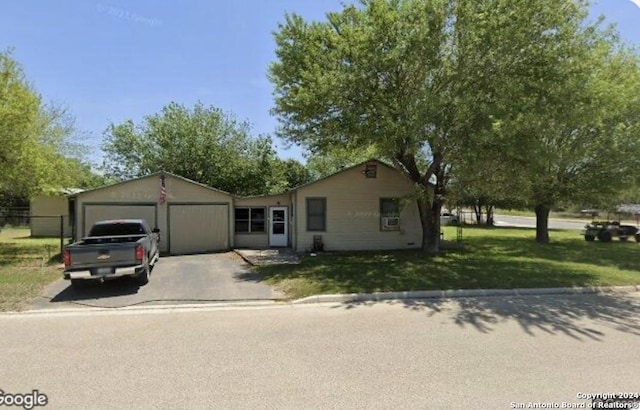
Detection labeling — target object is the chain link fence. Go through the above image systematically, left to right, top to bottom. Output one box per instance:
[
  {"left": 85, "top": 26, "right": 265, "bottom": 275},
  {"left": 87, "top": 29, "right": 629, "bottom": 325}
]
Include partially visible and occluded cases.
[{"left": 0, "top": 208, "right": 72, "bottom": 256}]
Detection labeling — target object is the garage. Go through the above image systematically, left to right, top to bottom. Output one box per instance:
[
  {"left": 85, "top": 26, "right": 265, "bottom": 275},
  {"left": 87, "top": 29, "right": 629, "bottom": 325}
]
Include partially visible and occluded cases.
[
  {"left": 72, "top": 172, "right": 234, "bottom": 255},
  {"left": 83, "top": 204, "right": 157, "bottom": 236},
  {"left": 168, "top": 204, "right": 229, "bottom": 254}
]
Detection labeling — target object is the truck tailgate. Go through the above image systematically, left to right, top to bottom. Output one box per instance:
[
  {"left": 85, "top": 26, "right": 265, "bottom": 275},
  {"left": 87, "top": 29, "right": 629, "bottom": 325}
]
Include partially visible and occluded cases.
[{"left": 68, "top": 243, "right": 138, "bottom": 269}]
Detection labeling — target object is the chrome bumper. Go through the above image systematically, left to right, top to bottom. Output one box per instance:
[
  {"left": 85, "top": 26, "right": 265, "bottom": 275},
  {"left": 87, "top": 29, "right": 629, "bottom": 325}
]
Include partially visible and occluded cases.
[{"left": 64, "top": 265, "right": 143, "bottom": 280}]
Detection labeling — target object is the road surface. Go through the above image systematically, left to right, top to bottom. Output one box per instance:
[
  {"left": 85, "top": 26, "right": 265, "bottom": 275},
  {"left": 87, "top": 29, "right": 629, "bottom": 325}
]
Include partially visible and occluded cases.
[
  {"left": 494, "top": 214, "right": 588, "bottom": 230},
  {"left": 1, "top": 293, "right": 639, "bottom": 409}
]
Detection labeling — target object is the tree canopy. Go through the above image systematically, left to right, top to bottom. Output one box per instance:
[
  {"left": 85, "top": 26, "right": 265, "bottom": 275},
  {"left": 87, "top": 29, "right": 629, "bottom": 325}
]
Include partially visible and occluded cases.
[
  {"left": 270, "top": 0, "right": 640, "bottom": 249},
  {"left": 0, "top": 50, "right": 100, "bottom": 206},
  {"left": 101, "top": 102, "right": 308, "bottom": 196}
]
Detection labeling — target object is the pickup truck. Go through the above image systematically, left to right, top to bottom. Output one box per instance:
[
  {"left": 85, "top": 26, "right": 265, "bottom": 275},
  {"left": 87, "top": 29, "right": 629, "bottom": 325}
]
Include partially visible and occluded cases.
[{"left": 63, "top": 219, "right": 160, "bottom": 287}]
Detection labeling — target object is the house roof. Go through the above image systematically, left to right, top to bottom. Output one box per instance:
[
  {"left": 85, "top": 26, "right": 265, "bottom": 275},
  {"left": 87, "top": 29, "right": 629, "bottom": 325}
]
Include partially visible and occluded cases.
[
  {"left": 71, "top": 158, "right": 414, "bottom": 201},
  {"left": 287, "top": 158, "right": 400, "bottom": 192},
  {"left": 71, "top": 171, "right": 232, "bottom": 198},
  {"left": 40, "top": 187, "right": 85, "bottom": 196}
]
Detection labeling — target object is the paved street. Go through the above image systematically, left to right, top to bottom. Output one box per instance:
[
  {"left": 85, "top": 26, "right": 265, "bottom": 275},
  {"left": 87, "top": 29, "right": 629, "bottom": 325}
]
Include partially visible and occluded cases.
[
  {"left": 494, "top": 214, "right": 589, "bottom": 230},
  {"left": 2, "top": 292, "right": 639, "bottom": 409}
]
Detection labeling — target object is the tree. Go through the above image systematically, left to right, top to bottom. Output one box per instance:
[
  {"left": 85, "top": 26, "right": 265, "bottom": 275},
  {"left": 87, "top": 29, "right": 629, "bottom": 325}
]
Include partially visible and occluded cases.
[
  {"left": 270, "top": 0, "right": 640, "bottom": 250},
  {"left": 271, "top": 0, "right": 477, "bottom": 253},
  {"left": 271, "top": 0, "right": 552, "bottom": 252},
  {"left": 490, "top": 19, "right": 640, "bottom": 242},
  {"left": 0, "top": 50, "right": 99, "bottom": 204},
  {"left": 0, "top": 50, "right": 41, "bottom": 198},
  {"left": 102, "top": 102, "right": 285, "bottom": 196},
  {"left": 305, "top": 146, "right": 380, "bottom": 179},
  {"left": 275, "top": 158, "right": 314, "bottom": 190}
]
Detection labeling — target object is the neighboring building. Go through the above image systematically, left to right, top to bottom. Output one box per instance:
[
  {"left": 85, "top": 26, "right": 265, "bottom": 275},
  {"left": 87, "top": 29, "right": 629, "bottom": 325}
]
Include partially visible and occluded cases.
[
  {"left": 67, "top": 159, "right": 424, "bottom": 255},
  {"left": 30, "top": 189, "right": 82, "bottom": 237}
]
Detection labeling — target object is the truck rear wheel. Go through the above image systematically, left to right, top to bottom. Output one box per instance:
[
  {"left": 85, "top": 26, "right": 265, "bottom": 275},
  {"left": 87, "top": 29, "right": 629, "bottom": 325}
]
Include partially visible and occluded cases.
[{"left": 135, "top": 265, "right": 149, "bottom": 286}]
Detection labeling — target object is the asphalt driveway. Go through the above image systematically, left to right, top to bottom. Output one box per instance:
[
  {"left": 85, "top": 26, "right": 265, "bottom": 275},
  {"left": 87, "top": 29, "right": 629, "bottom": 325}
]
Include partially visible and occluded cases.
[{"left": 30, "top": 253, "right": 280, "bottom": 310}]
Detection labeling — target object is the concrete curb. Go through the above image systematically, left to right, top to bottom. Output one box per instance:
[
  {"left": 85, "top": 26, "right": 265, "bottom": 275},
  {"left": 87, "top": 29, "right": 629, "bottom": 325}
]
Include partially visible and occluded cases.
[
  {"left": 290, "top": 285, "right": 640, "bottom": 304},
  {"left": 4, "top": 286, "right": 638, "bottom": 317},
  {"left": 2, "top": 300, "right": 284, "bottom": 317}
]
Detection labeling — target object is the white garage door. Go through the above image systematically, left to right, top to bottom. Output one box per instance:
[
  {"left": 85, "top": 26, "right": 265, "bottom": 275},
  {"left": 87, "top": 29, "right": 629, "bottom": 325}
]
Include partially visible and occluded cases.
[
  {"left": 84, "top": 204, "right": 157, "bottom": 236},
  {"left": 169, "top": 204, "right": 229, "bottom": 255}
]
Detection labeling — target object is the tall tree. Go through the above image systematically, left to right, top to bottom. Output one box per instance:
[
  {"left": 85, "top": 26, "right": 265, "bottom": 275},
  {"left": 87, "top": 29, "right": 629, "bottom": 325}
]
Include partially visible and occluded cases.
[
  {"left": 270, "top": 0, "right": 639, "bottom": 249},
  {"left": 271, "top": 0, "right": 473, "bottom": 253},
  {"left": 489, "top": 17, "right": 640, "bottom": 242},
  {"left": 0, "top": 50, "right": 99, "bottom": 204},
  {"left": 0, "top": 50, "right": 41, "bottom": 196},
  {"left": 102, "top": 102, "right": 285, "bottom": 196}
]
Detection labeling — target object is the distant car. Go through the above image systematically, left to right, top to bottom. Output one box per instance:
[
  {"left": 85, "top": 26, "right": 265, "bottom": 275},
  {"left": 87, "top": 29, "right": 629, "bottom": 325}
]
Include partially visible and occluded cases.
[
  {"left": 580, "top": 209, "right": 600, "bottom": 218},
  {"left": 440, "top": 213, "right": 459, "bottom": 226}
]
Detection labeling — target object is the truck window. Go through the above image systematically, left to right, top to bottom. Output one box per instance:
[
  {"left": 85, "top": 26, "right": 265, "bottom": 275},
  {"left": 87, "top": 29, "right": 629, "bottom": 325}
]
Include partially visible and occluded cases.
[{"left": 89, "top": 223, "right": 146, "bottom": 237}]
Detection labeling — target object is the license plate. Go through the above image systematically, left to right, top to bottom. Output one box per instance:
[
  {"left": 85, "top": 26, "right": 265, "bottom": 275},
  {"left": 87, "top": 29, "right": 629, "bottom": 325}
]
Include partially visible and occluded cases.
[{"left": 96, "top": 267, "right": 112, "bottom": 275}]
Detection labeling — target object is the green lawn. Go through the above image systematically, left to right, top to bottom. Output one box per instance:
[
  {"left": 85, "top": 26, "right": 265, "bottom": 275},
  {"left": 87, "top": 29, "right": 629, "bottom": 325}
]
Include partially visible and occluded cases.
[
  {"left": 257, "top": 227, "right": 640, "bottom": 300},
  {"left": 0, "top": 228, "right": 63, "bottom": 311}
]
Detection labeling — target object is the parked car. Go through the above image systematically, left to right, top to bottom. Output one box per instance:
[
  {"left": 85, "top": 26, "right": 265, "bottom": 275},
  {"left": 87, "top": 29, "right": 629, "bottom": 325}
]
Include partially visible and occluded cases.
[
  {"left": 440, "top": 212, "right": 459, "bottom": 226},
  {"left": 63, "top": 219, "right": 160, "bottom": 287},
  {"left": 581, "top": 221, "right": 638, "bottom": 242}
]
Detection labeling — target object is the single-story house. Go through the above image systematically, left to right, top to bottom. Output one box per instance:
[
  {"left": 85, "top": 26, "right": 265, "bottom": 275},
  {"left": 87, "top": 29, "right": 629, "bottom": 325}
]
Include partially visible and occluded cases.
[
  {"left": 66, "top": 159, "right": 424, "bottom": 255},
  {"left": 30, "top": 189, "right": 82, "bottom": 237}
]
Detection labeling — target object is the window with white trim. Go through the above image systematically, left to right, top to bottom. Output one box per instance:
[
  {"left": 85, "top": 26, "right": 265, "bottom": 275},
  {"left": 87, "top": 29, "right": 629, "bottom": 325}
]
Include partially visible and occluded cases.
[{"left": 234, "top": 207, "right": 266, "bottom": 233}]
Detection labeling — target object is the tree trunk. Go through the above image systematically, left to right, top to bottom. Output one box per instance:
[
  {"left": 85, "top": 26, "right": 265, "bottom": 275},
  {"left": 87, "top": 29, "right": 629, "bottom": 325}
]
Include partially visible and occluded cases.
[
  {"left": 417, "top": 196, "right": 441, "bottom": 254},
  {"left": 473, "top": 204, "right": 482, "bottom": 225},
  {"left": 535, "top": 204, "right": 550, "bottom": 244},
  {"left": 485, "top": 205, "right": 494, "bottom": 226}
]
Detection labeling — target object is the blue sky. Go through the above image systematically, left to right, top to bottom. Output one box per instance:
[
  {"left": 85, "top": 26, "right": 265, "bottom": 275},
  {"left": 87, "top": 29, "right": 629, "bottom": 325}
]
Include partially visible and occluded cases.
[{"left": 1, "top": 0, "right": 639, "bottom": 165}]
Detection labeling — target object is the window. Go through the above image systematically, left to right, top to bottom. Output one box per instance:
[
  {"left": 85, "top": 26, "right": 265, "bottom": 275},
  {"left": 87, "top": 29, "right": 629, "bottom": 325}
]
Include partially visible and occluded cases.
[
  {"left": 306, "top": 198, "right": 326, "bottom": 231},
  {"left": 380, "top": 198, "right": 400, "bottom": 231},
  {"left": 234, "top": 207, "right": 266, "bottom": 233}
]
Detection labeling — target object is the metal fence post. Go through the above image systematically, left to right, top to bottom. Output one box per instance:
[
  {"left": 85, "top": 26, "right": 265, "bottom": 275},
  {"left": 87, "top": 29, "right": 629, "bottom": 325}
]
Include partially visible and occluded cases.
[{"left": 60, "top": 215, "right": 64, "bottom": 257}]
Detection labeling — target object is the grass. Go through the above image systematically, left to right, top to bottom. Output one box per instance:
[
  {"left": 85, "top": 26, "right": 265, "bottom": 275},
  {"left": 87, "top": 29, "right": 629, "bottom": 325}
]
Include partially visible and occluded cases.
[
  {"left": 257, "top": 226, "right": 640, "bottom": 300},
  {"left": 0, "top": 227, "right": 63, "bottom": 311}
]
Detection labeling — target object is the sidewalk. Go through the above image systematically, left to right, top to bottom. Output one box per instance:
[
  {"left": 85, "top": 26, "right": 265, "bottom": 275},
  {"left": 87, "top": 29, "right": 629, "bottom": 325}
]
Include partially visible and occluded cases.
[{"left": 234, "top": 249, "right": 301, "bottom": 266}]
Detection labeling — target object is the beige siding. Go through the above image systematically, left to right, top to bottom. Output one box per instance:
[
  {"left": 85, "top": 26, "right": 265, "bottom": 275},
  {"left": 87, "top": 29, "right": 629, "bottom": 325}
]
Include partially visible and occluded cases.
[
  {"left": 295, "top": 162, "right": 422, "bottom": 251},
  {"left": 75, "top": 174, "right": 234, "bottom": 253},
  {"left": 234, "top": 193, "right": 293, "bottom": 248},
  {"left": 30, "top": 195, "right": 72, "bottom": 237},
  {"left": 169, "top": 204, "right": 229, "bottom": 254},
  {"left": 83, "top": 205, "right": 157, "bottom": 236},
  {"left": 234, "top": 234, "right": 269, "bottom": 249}
]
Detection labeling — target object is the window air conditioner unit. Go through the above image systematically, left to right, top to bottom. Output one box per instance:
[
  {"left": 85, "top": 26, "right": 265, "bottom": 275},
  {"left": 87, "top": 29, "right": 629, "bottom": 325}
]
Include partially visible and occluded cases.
[{"left": 382, "top": 216, "right": 400, "bottom": 228}]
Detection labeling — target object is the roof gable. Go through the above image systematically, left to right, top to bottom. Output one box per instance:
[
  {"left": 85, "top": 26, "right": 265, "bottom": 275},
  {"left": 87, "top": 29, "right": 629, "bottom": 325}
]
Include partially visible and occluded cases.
[
  {"left": 289, "top": 159, "right": 402, "bottom": 192},
  {"left": 73, "top": 171, "right": 232, "bottom": 198}
]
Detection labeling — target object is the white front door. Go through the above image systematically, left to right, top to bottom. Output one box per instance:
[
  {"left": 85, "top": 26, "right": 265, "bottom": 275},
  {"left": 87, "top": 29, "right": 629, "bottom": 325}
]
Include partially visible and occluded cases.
[{"left": 269, "top": 207, "right": 288, "bottom": 247}]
